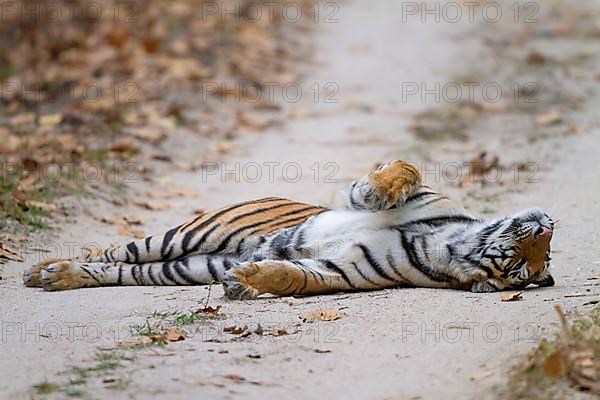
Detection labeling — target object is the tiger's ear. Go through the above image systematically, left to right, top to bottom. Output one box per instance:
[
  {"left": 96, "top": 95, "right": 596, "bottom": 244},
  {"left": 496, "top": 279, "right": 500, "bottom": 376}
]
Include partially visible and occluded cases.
[{"left": 532, "top": 269, "right": 555, "bottom": 287}]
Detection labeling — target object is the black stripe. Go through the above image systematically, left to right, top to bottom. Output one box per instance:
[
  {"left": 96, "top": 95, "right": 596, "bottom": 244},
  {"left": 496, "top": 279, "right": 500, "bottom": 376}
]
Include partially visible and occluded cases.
[
  {"left": 406, "top": 191, "right": 437, "bottom": 202},
  {"left": 414, "top": 196, "right": 449, "bottom": 208},
  {"left": 180, "top": 198, "right": 283, "bottom": 250},
  {"left": 227, "top": 202, "right": 316, "bottom": 224},
  {"left": 208, "top": 210, "right": 320, "bottom": 255},
  {"left": 395, "top": 215, "right": 479, "bottom": 229},
  {"left": 187, "top": 224, "right": 221, "bottom": 254},
  {"left": 161, "top": 226, "right": 181, "bottom": 259},
  {"left": 400, "top": 231, "right": 454, "bottom": 283},
  {"left": 145, "top": 237, "right": 152, "bottom": 253},
  {"left": 236, "top": 237, "right": 246, "bottom": 254},
  {"left": 127, "top": 242, "right": 139, "bottom": 263},
  {"left": 357, "top": 244, "right": 396, "bottom": 282},
  {"left": 385, "top": 253, "right": 414, "bottom": 286},
  {"left": 206, "top": 256, "right": 219, "bottom": 281},
  {"left": 173, "top": 259, "right": 201, "bottom": 284},
  {"left": 223, "top": 259, "right": 235, "bottom": 270},
  {"left": 322, "top": 260, "right": 354, "bottom": 288},
  {"left": 350, "top": 261, "right": 378, "bottom": 286},
  {"left": 161, "top": 262, "right": 178, "bottom": 283},
  {"left": 117, "top": 264, "right": 123, "bottom": 285},
  {"left": 147, "top": 264, "right": 159, "bottom": 285},
  {"left": 131, "top": 265, "right": 142, "bottom": 285},
  {"left": 79, "top": 266, "right": 101, "bottom": 285},
  {"left": 298, "top": 269, "right": 309, "bottom": 293},
  {"left": 486, "top": 280, "right": 500, "bottom": 290}
]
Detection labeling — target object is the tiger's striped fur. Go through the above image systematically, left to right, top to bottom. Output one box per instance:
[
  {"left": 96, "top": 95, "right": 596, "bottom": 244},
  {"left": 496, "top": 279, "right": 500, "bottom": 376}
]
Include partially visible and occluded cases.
[{"left": 23, "top": 160, "right": 555, "bottom": 299}]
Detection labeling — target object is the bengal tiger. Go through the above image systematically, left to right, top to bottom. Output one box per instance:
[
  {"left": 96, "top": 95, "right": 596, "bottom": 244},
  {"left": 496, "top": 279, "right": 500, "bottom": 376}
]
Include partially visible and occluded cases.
[{"left": 23, "top": 160, "right": 555, "bottom": 300}]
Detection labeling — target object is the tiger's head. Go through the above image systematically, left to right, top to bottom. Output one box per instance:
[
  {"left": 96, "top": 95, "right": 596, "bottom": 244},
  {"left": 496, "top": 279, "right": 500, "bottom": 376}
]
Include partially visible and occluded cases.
[{"left": 475, "top": 208, "right": 555, "bottom": 290}]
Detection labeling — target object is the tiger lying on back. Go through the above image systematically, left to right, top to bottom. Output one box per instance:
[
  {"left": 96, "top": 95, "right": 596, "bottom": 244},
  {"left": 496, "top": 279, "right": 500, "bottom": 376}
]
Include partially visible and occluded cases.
[{"left": 23, "top": 160, "right": 555, "bottom": 300}]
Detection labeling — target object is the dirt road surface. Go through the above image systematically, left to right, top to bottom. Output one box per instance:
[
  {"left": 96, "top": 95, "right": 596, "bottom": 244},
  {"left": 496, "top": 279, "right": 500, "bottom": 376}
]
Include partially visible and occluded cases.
[{"left": 1, "top": 1, "right": 599, "bottom": 399}]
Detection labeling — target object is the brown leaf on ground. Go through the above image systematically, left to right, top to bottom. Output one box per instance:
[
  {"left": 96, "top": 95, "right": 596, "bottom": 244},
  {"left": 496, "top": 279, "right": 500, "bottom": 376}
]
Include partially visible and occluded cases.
[
  {"left": 526, "top": 50, "right": 547, "bottom": 64},
  {"left": 236, "top": 110, "right": 277, "bottom": 130},
  {"left": 535, "top": 110, "right": 562, "bottom": 127},
  {"left": 38, "top": 114, "right": 62, "bottom": 126},
  {"left": 566, "top": 125, "right": 584, "bottom": 135},
  {"left": 110, "top": 139, "right": 140, "bottom": 155},
  {"left": 459, "top": 152, "right": 502, "bottom": 187},
  {"left": 148, "top": 187, "right": 199, "bottom": 199},
  {"left": 26, "top": 200, "right": 57, "bottom": 213},
  {"left": 132, "top": 200, "right": 170, "bottom": 211},
  {"left": 117, "top": 225, "right": 131, "bottom": 236},
  {"left": 132, "top": 230, "right": 146, "bottom": 239},
  {"left": 0, "top": 242, "right": 23, "bottom": 262},
  {"left": 587, "top": 275, "right": 600, "bottom": 280},
  {"left": 501, "top": 291, "right": 523, "bottom": 302},
  {"left": 196, "top": 305, "right": 223, "bottom": 319},
  {"left": 300, "top": 310, "right": 345, "bottom": 323},
  {"left": 224, "top": 325, "right": 248, "bottom": 335},
  {"left": 165, "top": 327, "right": 185, "bottom": 342},
  {"left": 272, "top": 328, "right": 288, "bottom": 337},
  {"left": 119, "top": 336, "right": 153, "bottom": 348},
  {"left": 468, "top": 371, "right": 493, "bottom": 381},
  {"left": 223, "top": 374, "right": 246, "bottom": 383}
]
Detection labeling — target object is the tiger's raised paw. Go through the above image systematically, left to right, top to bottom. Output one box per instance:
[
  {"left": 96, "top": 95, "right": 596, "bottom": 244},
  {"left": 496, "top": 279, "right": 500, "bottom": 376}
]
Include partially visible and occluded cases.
[
  {"left": 355, "top": 160, "right": 422, "bottom": 210},
  {"left": 39, "top": 260, "right": 105, "bottom": 291}
]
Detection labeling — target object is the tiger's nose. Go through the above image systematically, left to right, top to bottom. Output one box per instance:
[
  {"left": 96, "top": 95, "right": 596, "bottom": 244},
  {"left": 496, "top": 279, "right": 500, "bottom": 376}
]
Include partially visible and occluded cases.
[{"left": 536, "top": 226, "right": 553, "bottom": 237}]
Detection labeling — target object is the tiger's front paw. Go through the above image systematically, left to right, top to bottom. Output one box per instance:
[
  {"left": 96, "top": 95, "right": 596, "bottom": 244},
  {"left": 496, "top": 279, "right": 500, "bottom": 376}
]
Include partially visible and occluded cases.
[
  {"left": 365, "top": 160, "right": 421, "bottom": 209},
  {"left": 40, "top": 261, "right": 103, "bottom": 291},
  {"left": 222, "top": 264, "right": 261, "bottom": 300},
  {"left": 471, "top": 281, "right": 501, "bottom": 293}
]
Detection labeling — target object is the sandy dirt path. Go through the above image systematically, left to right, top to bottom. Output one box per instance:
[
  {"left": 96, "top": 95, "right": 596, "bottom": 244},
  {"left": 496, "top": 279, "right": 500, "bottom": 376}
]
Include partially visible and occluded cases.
[{"left": 1, "top": 1, "right": 599, "bottom": 399}]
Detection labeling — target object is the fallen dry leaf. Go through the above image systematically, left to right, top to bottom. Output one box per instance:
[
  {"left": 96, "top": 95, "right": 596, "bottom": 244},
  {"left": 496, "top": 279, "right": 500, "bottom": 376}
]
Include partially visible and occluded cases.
[
  {"left": 526, "top": 50, "right": 547, "bottom": 65},
  {"left": 535, "top": 110, "right": 562, "bottom": 127},
  {"left": 38, "top": 114, "right": 62, "bottom": 126},
  {"left": 148, "top": 187, "right": 199, "bottom": 199},
  {"left": 132, "top": 200, "right": 170, "bottom": 211},
  {"left": 117, "top": 225, "right": 131, "bottom": 236},
  {"left": 132, "top": 230, "right": 146, "bottom": 239},
  {"left": 0, "top": 242, "right": 23, "bottom": 262},
  {"left": 587, "top": 275, "right": 600, "bottom": 280},
  {"left": 501, "top": 291, "right": 523, "bottom": 302},
  {"left": 564, "top": 293, "right": 587, "bottom": 298},
  {"left": 196, "top": 305, "right": 223, "bottom": 319},
  {"left": 300, "top": 310, "right": 345, "bottom": 323},
  {"left": 224, "top": 325, "right": 248, "bottom": 335},
  {"left": 165, "top": 327, "right": 185, "bottom": 342},
  {"left": 272, "top": 328, "right": 288, "bottom": 337},
  {"left": 119, "top": 336, "right": 153, "bottom": 348},
  {"left": 468, "top": 371, "right": 493, "bottom": 381}
]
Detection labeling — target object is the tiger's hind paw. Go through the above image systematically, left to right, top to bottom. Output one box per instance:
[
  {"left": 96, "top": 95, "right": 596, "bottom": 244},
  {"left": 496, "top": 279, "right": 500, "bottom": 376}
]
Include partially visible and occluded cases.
[
  {"left": 366, "top": 160, "right": 421, "bottom": 209},
  {"left": 23, "top": 258, "right": 66, "bottom": 288},
  {"left": 40, "top": 261, "right": 104, "bottom": 291}
]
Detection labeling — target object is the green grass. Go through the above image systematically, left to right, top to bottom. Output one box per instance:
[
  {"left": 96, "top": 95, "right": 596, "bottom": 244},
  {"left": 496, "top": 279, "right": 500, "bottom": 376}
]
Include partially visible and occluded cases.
[
  {"left": 0, "top": 175, "right": 51, "bottom": 231},
  {"left": 32, "top": 380, "right": 60, "bottom": 395}
]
